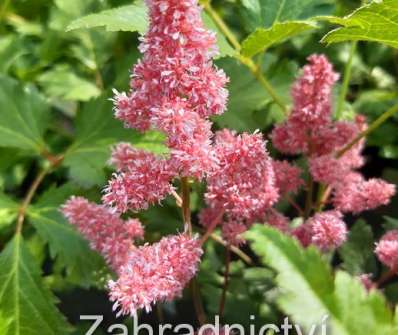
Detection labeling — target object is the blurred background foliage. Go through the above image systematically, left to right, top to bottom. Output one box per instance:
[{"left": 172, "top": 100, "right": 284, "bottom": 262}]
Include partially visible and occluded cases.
[{"left": 0, "top": 0, "right": 397, "bottom": 334}]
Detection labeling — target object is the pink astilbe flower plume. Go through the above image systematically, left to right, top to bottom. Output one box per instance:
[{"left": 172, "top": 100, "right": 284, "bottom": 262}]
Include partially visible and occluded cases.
[
  {"left": 113, "top": 0, "right": 228, "bottom": 180},
  {"left": 271, "top": 54, "right": 339, "bottom": 155},
  {"left": 206, "top": 130, "right": 278, "bottom": 222},
  {"left": 103, "top": 146, "right": 175, "bottom": 213},
  {"left": 333, "top": 174, "right": 396, "bottom": 214},
  {"left": 61, "top": 197, "right": 144, "bottom": 272},
  {"left": 264, "top": 209, "right": 290, "bottom": 232},
  {"left": 307, "top": 210, "right": 347, "bottom": 251},
  {"left": 292, "top": 211, "right": 347, "bottom": 251},
  {"left": 375, "top": 230, "right": 398, "bottom": 271},
  {"left": 109, "top": 234, "right": 202, "bottom": 316}
]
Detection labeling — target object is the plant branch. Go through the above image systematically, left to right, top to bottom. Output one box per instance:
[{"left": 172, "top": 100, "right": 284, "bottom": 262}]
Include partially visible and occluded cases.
[
  {"left": 202, "top": 1, "right": 287, "bottom": 114},
  {"left": 336, "top": 42, "right": 357, "bottom": 120},
  {"left": 337, "top": 102, "right": 398, "bottom": 158},
  {"left": 16, "top": 168, "right": 48, "bottom": 234},
  {"left": 181, "top": 177, "right": 192, "bottom": 235},
  {"left": 201, "top": 209, "right": 225, "bottom": 244},
  {"left": 209, "top": 233, "right": 253, "bottom": 265},
  {"left": 218, "top": 245, "right": 231, "bottom": 319},
  {"left": 190, "top": 279, "right": 207, "bottom": 326}
]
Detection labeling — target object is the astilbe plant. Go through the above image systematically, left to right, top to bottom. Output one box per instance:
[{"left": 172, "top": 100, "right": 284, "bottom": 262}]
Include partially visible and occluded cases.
[{"left": 61, "top": 0, "right": 396, "bottom": 323}]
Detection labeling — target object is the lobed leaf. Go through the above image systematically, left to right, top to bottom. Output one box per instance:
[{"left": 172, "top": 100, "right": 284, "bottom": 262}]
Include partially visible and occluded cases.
[
  {"left": 321, "top": 0, "right": 398, "bottom": 49},
  {"left": 241, "top": 21, "right": 317, "bottom": 57},
  {"left": 0, "top": 75, "right": 49, "bottom": 153},
  {"left": 246, "top": 225, "right": 398, "bottom": 335},
  {"left": 0, "top": 235, "right": 70, "bottom": 335}
]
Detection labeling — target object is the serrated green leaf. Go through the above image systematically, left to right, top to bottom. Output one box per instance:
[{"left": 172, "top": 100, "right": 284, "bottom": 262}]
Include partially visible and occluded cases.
[
  {"left": 246, "top": 0, "right": 335, "bottom": 28},
  {"left": 321, "top": 0, "right": 398, "bottom": 49},
  {"left": 66, "top": 2, "right": 148, "bottom": 34},
  {"left": 241, "top": 21, "right": 317, "bottom": 57},
  {"left": 38, "top": 65, "right": 101, "bottom": 102},
  {"left": 0, "top": 75, "right": 49, "bottom": 153},
  {"left": 63, "top": 96, "right": 166, "bottom": 187},
  {"left": 27, "top": 184, "right": 106, "bottom": 287},
  {"left": 339, "top": 220, "right": 376, "bottom": 275},
  {"left": 246, "top": 225, "right": 397, "bottom": 335},
  {"left": 0, "top": 235, "right": 70, "bottom": 335}
]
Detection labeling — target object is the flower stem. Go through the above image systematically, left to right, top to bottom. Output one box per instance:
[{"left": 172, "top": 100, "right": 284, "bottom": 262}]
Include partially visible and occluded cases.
[
  {"left": 203, "top": 1, "right": 287, "bottom": 114},
  {"left": 336, "top": 42, "right": 357, "bottom": 120},
  {"left": 337, "top": 102, "right": 398, "bottom": 158},
  {"left": 16, "top": 168, "right": 48, "bottom": 234},
  {"left": 181, "top": 177, "right": 192, "bottom": 235},
  {"left": 200, "top": 210, "right": 225, "bottom": 244},
  {"left": 208, "top": 233, "right": 253, "bottom": 265},
  {"left": 218, "top": 245, "right": 231, "bottom": 319},
  {"left": 376, "top": 269, "right": 397, "bottom": 287},
  {"left": 190, "top": 279, "right": 207, "bottom": 326}
]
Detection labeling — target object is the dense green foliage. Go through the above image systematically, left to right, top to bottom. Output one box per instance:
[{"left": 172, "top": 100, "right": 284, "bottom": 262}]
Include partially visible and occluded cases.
[{"left": 0, "top": 0, "right": 397, "bottom": 333}]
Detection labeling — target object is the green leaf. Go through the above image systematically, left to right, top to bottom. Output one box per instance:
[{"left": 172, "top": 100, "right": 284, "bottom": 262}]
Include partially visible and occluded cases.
[
  {"left": 242, "top": 0, "right": 335, "bottom": 28},
  {"left": 321, "top": 0, "right": 398, "bottom": 49},
  {"left": 66, "top": 2, "right": 148, "bottom": 34},
  {"left": 241, "top": 21, "right": 317, "bottom": 57},
  {"left": 0, "top": 36, "right": 26, "bottom": 73},
  {"left": 215, "top": 55, "right": 295, "bottom": 131},
  {"left": 38, "top": 65, "right": 101, "bottom": 102},
  {"left": 0, "top": 75, "right": 49, "bottom": 153},
  {"left": 27, "top": 184, "right": 106, "bottom": 287},
  {"left": 0, "top": 192, "right": 19, "bottom": 229},
  {"left": 339, "top": 220, "right": 376, "bottom": 275},
  {"left": 246, "top": 225, "right": 397, "bottom": 335},
  {"left": 0, "top": 235, "right": 70, "bottom": 335}
]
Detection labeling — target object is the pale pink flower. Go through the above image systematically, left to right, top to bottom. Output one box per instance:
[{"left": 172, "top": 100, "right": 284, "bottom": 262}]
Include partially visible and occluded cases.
[
  {"left": 114, "top": 0, "right": 228, "bottom": 131},
  {"left": 271, "top": 54, "right": 339, "bottom": 155},
  {"left": 290, "top": 54, "right": 339, "bottom": 128},
  {"left": 206, "top": 130, "right": 278, "bottom": 222},
  {"left": 103, "top": 148, "right": 175, "bottom": 213},
  {"left": 272, "top": 160, "right": 304, "bottom": 194},
  {"left": 333, "top": 174, "right": 396, "bottom": 214},
  {"left": 61, "top": 196, "right": 144, "bottom": 272},
  {"left": 198, "top": 205, "right": 223, "bottom": 229},
  {"left": 264, "top": 209, "right": 290, "bottom": 232},
  {"left": 307, "top": 210, "right": 347, "bottom": 251},
  {"left": 375, "top": 230, "right": 398, "bottom": 270},
  {"left": 109, "top": 234, "right": 202, "bottom": 315}
]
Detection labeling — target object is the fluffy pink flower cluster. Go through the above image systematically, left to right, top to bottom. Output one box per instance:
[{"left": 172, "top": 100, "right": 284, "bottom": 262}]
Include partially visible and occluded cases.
[
  {"left": 112, "top": 0, "right": 228, "bottom": 180},
  {"left": 268, "top": 54, "right": 395, "bottom": 251},
  {"left": 201, "top": 129, "right": 279, "bottom": 245},
  {"left": 103, "top": 143, "right": 175, "bottom": 213},
  {"left": 61, "top": 197, "right": 144, "bottom": 272},
  {"left": 293, "top": 211, "right": 347, "bottom": 251},
  {"left": 375, "top": 230, "right": 398, "bottom": 271},
  {"left": 109, "top": 234, "right": 202, "bottom": 315}
]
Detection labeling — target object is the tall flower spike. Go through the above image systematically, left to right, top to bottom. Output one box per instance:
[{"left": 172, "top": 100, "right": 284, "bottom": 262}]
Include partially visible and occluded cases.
[
  {"left": 113, "top": 0, "right": 228, "bottom": 129},
  {"left": 271, "top": 54, "right": 339, "bottom": 155},
  {"left": 206, "top": 129, "right": 279, "bottom": 222},
  {"left": 103, "top": 147, "right": 175, "bottom": 213},
  {"left": 272, "top": 160, "right": 304, "bottom": 194},
  {"left": 61, "top": 197, "right": 144, "bottom": 272},
  {"left": 375, "top": 230, "right": 398, "bottom": 271},
  {"left": 109, "top": 234, "right": 202, "bottom": 316}
]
